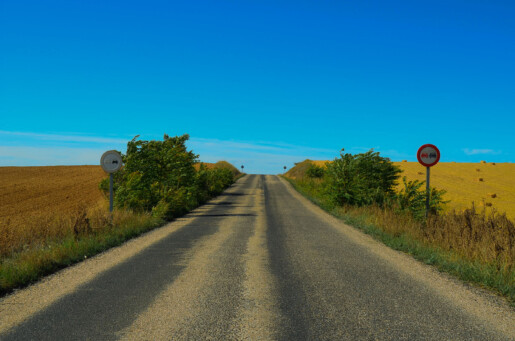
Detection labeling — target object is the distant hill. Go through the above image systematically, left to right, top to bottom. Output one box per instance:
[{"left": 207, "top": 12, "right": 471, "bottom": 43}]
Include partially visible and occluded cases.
[
  {"left": 284, "top": 160, "right": 328, "bottom": 180},
  {"left": 195, "top": 161, "right": 241, "bottom": 178}
]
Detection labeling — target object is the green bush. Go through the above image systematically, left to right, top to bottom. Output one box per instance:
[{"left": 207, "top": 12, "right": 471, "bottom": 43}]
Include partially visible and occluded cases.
[
  {"left": 100, "top": 134, "right": 235, "bottom": 220},
  {"left": 324, "top": 149, "right": 402, "bottom": 206},
  {"left": 306, "top": 164, "right": 325, "bottom": 178},
  {"left": 195, "top": 165, "right": 234, "bottom": 199},
  {"left": 396, "top": 176, "right": 449, "bottom": 219}
]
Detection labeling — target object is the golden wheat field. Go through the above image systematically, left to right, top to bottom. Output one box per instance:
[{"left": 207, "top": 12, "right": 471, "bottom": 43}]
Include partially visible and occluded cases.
[
  {"left": 290, "top": 160, "right": 515, "bottom": 219},
  {"left": 0, "top": 161, "right": 233, "bottom": 229},
  {"left": 394, "top": 161, "right": 515, "bottom": 219},
  {"left": 0, "top": 166, "right": 107, "bottom": 229}
]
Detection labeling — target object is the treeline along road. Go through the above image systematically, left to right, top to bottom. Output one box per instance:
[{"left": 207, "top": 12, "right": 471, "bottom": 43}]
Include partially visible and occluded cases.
[{"left": 0, "top": 175, "right": 513, "bottom": 340}]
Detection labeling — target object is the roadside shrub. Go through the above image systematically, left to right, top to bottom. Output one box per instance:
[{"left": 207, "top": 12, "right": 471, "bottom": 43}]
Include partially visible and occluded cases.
[
  {"left": 100, "top": 134, "right": 235, "bottom": 220},
  {"left": 115, "top": 134, "right": 198, "bottom": 215},
  {"left": 324, "top": 149, "right": 402, "bottom": 206},
  {"left": 306, "top": 164, "right": 325, "bottom": 178},
  {"left": 195, "top": 165, "right": 234, "bottom": 201},
  {"left": 396, "top": 176, "right": 449, "bottom": 220}
]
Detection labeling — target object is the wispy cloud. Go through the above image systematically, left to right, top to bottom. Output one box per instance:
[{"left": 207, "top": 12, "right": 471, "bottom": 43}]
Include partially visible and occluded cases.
[
  {"left": 0, "top": 130, "right": 127, "bottom": 144},
  {"left": 188, "top": 137, "right": 335, "bottom": 156},
  {"left": 0, "top": 146, "right": 106, "bottom": 166},
  {"left": 463, "top": 148, "right": 502, "bottom": 156}
]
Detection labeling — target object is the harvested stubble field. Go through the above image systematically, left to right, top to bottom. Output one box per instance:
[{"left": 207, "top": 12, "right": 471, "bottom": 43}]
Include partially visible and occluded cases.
[
  {"left": 293, "top": 160, "right": 515, "bottom": 220},
  {"left": 394, "top": 161, "right": 515, "bottom": 220},
  {"left": 0, "top": 166, "right": 107, "bottom": 256},
  {"left": 0, "top": 166, "right": 106, "bottom": 228}
]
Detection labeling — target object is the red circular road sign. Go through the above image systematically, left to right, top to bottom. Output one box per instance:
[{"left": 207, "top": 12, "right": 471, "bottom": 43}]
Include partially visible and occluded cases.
[{"left": 417, "top": 144, "right": 440, "bottom": 167}]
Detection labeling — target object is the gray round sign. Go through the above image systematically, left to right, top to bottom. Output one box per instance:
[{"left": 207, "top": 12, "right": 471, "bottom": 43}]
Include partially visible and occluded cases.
[{"left": 100, "top": 150, "right": 123, "bottom": 173}]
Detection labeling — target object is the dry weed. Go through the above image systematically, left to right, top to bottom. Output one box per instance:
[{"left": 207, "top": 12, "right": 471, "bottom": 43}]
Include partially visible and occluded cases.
[
  {"left": 344, "top": 204, "right": 514, "bottom": 272},
  {"left": 427, "top": 206, "right": 514, "bottom": 269}
]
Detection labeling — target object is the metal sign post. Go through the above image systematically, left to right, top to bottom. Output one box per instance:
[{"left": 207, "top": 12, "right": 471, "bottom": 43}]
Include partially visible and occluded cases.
[
  {"left": 417, "top": 144, "right": 440, "bottom": 218},
  {"left": 100, "top": 150, "right": 123, "bottom": 213},
  {"left": 426, "top": 166, "right": 430, "bottom": 217},
  {"left": 109, "top": 173, "right": 114, "bottom": 212}
]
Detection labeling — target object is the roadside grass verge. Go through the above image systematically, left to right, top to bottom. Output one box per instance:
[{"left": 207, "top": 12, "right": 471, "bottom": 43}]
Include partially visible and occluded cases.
[
  {"left": 283, "top": 176, "right": 515, "bottom": 306},
  {"left": 0, "top": 205, "right": 163, "bottom": 296}
]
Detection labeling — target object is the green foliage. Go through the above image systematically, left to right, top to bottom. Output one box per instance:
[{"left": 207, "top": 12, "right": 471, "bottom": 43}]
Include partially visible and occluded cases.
[
  {"left": 101, "top": 134, "right": 235, "bottom": 220},
  {"left": 324, "top": 149, "right": 402, "bottom": 206},
  {"left": 306, "top": 164, "right": 325, "bottom": 178},
  {"left": 195, "top": 165, "right": 235, "bottom": 202},
  {"left": 396, "top": 176, "right": 449, "bottom": 219}
]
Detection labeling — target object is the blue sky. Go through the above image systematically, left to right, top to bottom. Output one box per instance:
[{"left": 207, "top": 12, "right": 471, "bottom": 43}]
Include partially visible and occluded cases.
[{"left": 1, "top": 1, "right": 514, "bottom": 174}]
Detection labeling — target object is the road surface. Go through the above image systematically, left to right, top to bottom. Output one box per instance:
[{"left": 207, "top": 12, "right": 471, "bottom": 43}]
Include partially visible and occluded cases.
[{"left": 0, "top": 175, "right": 513, "bottom": 340}]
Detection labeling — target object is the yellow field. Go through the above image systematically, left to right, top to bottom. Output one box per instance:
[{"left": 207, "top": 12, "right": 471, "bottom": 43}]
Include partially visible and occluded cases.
[
  {"left": 287, "top": 160, "right": 515, "bottom": 219},
  {"left": 394, "top": 161, "right": 515, "bottom": 219},
  {"left": 0, "top": 166, "right": 106, "bottom": 228},
  {"left": 0, "top": 166, "right": 108, "bottom": 257}
]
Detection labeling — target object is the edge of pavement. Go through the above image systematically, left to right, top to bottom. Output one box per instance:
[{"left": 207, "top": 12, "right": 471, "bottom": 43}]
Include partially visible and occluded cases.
[{"left": 277, "top": 175, "right": 515, "bottom": 339}]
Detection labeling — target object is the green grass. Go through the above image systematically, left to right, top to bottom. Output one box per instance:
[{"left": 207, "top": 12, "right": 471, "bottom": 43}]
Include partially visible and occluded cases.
[
  {"left": 282, "top": 176, "right": 515, "bottom": 306},
  {"left": 0, "top": 213, "right": 163, "bottom": 295}
]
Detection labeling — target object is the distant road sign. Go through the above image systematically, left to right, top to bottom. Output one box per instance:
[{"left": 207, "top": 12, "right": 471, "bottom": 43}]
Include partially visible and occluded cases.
[
  {"left": 417, "top": 144, "right": 440, "bottom": 167},
  {"left": 100, "top": 150, "right": 123, "bottom": 173}
]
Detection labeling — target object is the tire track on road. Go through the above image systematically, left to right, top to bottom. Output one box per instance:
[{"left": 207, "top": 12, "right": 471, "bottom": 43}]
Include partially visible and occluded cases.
[{"left": 234, "top": 175, "right": 283, "bottom": 341}]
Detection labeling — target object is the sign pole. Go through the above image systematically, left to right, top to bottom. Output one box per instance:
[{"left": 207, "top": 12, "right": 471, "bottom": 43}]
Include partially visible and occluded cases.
[
  {"left": 417, "top": 144, "right": 440, "bottom": 220},
  {"left": 101, "top": 150, "right": 123, "bottom": 215},
  {"left": 426, "top": 166, "right": 430, "bottom": 218},
  {"left": 109, "top": 173, "right": 114, "bottom": 213}
]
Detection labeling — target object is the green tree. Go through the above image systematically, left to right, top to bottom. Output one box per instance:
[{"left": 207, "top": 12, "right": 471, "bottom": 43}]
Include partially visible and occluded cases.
[{"left": 100, "top": 134, "right": 236, "bottom": 220}]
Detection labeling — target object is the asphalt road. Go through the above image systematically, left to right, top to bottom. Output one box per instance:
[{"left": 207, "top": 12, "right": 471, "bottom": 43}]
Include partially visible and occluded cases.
[{"left": 0, "top": 175, "right": 513, "bottom": 340}]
